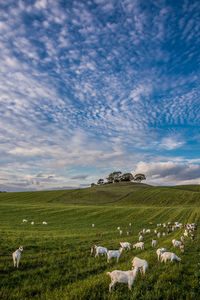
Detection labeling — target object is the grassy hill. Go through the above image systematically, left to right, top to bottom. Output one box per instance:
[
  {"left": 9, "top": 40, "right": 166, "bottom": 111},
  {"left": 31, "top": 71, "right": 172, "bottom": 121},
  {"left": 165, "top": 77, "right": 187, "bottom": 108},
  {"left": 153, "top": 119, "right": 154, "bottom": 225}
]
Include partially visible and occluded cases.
[
  {"left": 0, "top": 182, "right": 199, "bottom": 206},
  {"left": 0, "top": 183, "right": 199, "bottom": 299}
]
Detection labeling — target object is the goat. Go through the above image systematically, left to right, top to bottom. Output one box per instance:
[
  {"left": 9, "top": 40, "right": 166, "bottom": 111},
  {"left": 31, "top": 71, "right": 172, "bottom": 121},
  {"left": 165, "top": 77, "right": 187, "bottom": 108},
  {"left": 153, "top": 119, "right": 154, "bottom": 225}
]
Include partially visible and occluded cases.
[
  {"left": 22, "top": 219, "right": 28, "bottom": 223},
  {"left": 96, "top": 232, "right": 103, "bottom": 237},
  {"left": 139, "top": 235, "right": 143, "bottom": 242},
  {"left": 152, "top": 240, "right": 157, "bottom": 247},
  {"left": 120, "top": 242, "right": 131, "bottom": 250},
  {"left": 133, "top": 242, "right": 144, "bottom": 250},
  {"left": 180, "top": 243, "right": 184, "bottom": 253},
  {"left": 91, "top": 245, "right": 107, "bottom": 257},
  {"left": 12, "top": 246, "right": 23, "bottom": 268},
  {"left": 107, "top": 248, "right": 124, "bottom": 263},
  {"left": 156, "top": 248, "right": 166, "bottom": 261},
  {"left": 161, "top": 252, "right": 181, "bottom": 263},
  {"left": 132, "top": 256, "right": 148, "bottom": 274},
  {"left": 107, "top": 267, "right": 138, "bottom": 291}
]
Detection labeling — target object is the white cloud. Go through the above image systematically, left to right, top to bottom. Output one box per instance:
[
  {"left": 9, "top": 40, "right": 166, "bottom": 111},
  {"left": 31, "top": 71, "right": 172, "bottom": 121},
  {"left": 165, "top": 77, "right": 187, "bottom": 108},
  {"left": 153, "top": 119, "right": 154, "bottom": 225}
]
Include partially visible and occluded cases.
[{"left": 134, "top": 161, "right": 200, "bottom": 185}]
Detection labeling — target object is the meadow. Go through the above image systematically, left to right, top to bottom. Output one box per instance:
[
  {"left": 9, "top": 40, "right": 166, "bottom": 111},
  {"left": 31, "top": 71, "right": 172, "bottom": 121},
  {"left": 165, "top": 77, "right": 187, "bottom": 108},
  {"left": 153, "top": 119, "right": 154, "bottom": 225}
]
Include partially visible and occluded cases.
[{"left": 0, "top": 183, "right": 199, "bottom": 299}]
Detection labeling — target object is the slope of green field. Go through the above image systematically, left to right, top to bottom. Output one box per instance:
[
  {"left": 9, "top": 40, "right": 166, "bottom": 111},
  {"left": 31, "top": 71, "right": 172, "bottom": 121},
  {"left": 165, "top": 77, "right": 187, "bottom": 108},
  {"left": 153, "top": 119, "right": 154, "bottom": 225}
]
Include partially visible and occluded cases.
[
  {"left": 0, "top": 182, "right": 200, "bottom": 206},
  {"left": 0, "top": 184, "right": 200, "bottom": 299},
  {"left": 0, "top": 200, "right": 199, "bottom": 300}
]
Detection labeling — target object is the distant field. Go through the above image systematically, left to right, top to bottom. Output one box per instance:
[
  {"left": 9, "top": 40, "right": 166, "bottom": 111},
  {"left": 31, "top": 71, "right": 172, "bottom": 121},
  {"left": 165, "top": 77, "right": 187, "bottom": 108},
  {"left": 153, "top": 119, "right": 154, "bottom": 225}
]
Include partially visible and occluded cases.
[
  {"left": 0, "top": 182, "right": 200, "bottom": 206},
  {"left": 0, "top": 184, "right": 199, "bottom": 299}
]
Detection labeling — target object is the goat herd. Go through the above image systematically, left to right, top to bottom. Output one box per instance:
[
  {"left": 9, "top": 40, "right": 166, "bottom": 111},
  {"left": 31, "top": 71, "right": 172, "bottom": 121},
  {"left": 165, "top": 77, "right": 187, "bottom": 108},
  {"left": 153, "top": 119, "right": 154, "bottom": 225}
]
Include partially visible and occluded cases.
[
  {"left": 12, "top": 219, "right": 197, "bottom": 293},
  {"left": 90, "top": 221, "right": 197, "bottom": 291}
]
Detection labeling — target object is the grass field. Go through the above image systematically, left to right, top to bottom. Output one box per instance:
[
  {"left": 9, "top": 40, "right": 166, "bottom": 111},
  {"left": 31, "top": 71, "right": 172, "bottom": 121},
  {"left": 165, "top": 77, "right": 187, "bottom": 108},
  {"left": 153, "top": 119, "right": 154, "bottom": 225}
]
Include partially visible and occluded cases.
[{"left": 0, "top": 183, "right": 200, "bottom": 299}]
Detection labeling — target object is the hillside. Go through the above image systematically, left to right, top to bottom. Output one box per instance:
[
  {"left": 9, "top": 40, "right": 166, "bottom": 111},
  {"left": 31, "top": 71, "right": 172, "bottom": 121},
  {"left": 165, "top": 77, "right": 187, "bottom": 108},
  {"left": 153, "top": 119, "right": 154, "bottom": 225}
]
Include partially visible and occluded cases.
[{"left": 0, "top": 182, "right": 199, "bottom": 206}]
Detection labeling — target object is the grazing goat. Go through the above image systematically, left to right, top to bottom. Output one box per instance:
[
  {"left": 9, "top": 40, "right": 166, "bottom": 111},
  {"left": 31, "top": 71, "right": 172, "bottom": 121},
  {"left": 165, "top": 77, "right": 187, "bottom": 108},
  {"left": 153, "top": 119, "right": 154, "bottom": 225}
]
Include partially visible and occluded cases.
[
  {"left": 23, "top": 219, "right": 28, "bottom": 223},
  {"left": 42, "top": 221, "right": 47, "bottom": 225},
  {"left": 31, "top": 222, "right": 34, "bottom": 225},
  {"left": 129, "top": 223, "right": 132, "bottom": 226},
  {"left": 92, "top": 224, "right": 95, "bottom": 227},
  {"left": 117, "top": 227, "right": 120, "bottom": 230},
  {"left": 146, "top": 229, "right": 151, "bottom": 233},
  {"left": 152, "top": 240, "right": 157, "bottom": 247},
  {"left": 120, "top": 242, "right": 131, "bottom": 250},
  {"left": 133, "top": 242, "right": 144, "bottom": 250},
  {"left": 91, "top": 245, "right": 107, "bottom": 257},
  {"left": 12, "top": 246, "right": 23, "bottom": 268},
  {"left": 107, "top": 248, "right": 124, "bottom": 263},
  {"left": 156, "top": 248, "right": 166, "bottom": 261},
  {"left": 161, "top": 252, "right": 181, "bottom": 263},
  {"left": 132, "top": 256, "right": 148, "bottom": 274},
  {"left": 107, "top": 267, "right": 138, "bottom": 291}
]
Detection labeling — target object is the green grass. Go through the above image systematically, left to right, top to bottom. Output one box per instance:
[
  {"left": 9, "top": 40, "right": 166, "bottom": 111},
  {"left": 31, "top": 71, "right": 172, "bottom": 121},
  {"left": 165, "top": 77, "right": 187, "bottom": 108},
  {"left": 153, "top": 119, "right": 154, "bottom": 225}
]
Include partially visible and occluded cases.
[{"left": 0, "top": 183, "right": 200, "bottom": 299}]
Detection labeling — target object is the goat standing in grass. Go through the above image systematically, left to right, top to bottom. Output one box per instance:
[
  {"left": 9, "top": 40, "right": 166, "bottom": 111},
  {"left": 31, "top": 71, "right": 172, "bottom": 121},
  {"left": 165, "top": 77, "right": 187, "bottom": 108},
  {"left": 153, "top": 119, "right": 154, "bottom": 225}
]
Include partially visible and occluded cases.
[
  {"left": 12, "top": 246, "right": 23, "bottom": 268},
  {"left": 107, "top": 267, "right": 138, "bottom": 291}
]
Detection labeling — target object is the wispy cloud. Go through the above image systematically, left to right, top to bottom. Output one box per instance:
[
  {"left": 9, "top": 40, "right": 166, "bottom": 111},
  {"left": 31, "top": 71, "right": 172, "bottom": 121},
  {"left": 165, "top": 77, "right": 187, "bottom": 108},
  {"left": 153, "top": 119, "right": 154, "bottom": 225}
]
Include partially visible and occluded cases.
[{"left": 0, "top": 0, "right": 200, "bottom": 190}]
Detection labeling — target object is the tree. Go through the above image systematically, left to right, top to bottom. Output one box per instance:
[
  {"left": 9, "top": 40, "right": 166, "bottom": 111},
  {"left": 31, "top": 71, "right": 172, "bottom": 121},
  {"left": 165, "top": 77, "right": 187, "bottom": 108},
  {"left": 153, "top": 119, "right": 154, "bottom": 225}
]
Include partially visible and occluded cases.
[
  {"left": 106, "top": 171, "right": 122, "bottom": 183},
  {"left": 120, "top": 173, "right": 134, "bottom": 182},
  {"left": 134, "top": 173, "right": 146, "bottom": 183},
  {"left": 97, "top": 178, "right": 104, "bottom": 185},
  {"left": 91, "top": 183, "right": 97, "bottom": 187}
]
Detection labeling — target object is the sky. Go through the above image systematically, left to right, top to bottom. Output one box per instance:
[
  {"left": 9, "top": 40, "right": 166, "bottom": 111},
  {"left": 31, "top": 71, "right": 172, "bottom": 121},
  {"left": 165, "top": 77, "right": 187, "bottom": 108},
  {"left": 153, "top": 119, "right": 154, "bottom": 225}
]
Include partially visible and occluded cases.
[{"left": 0, "top": 0, "right": 200, "bottom": 192}]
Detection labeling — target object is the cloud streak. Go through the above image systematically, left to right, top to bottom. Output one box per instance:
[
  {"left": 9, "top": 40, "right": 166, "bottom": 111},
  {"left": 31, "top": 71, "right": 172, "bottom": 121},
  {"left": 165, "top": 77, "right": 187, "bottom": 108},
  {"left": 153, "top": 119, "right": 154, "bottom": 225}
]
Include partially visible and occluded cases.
[{"left": 0, "top": 0, "right": 200, "bottom": 190}]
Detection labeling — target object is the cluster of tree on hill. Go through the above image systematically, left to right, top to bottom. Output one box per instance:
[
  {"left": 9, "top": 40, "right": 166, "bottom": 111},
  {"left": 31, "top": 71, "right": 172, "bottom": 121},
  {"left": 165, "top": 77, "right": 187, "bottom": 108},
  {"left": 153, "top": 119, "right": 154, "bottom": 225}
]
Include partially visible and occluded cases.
[{"left": 91, "top": 171, "right": 146, "bottom": 187}]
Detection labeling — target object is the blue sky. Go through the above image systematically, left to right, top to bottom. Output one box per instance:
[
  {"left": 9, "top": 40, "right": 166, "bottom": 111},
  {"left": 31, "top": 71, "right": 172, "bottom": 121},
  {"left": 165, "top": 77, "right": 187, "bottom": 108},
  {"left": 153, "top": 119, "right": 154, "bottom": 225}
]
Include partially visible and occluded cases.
[{"left": 0, "top": 0, "right": 200, "bottom": 191}]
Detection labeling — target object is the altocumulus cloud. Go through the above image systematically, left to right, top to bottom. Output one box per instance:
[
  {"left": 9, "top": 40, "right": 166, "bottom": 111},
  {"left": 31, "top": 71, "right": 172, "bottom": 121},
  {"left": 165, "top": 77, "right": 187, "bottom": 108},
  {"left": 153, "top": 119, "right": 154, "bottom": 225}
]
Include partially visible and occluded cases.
[{"left": 0, "top": 0, "right": 200, "bottom": 191}]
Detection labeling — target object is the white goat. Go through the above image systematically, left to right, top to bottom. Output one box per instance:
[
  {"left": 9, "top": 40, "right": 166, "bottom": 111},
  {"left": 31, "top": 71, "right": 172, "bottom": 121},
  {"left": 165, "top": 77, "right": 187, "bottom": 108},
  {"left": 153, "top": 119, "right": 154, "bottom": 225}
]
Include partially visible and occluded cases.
[
  {"left": 23, "top": 219, "right": 28, "bottom": 223},
  {"left": 31, "top": 221, "right": 34, "bottom": 225},
  {"left": 42, "top": 221, "right": 47, "bottom": 225},
  {"left": 129, "top": 223, "right": 132, "bottom": 226},
  {"left": 92, "top": 224, "right": 95, "bottom": 227},
  {"left": 117, "top": 226, "right": 120, "bottom": 230},
  {"left": 146, "top": 229, "right": 151, "bottom": 233},
  {"left": 139, "top": 235, "right": 143, "bottom": 242},
  {"left": 152, "top": 240, "right": 157, "bottom": 247},
  {"left": 120, "top": 242, "right": 131, "bottom": 250},
  {"left": 133, "top": 242, "right": 144, "bottom": 250},
  {"left": 91, "top": 245, "right": 107, "bottom": 257},
  {"left": 12, "top": 246, "right": 23, "bottom": 268},
  {"left": 107, "top": 248, "right": 124, "bottom": 263},
  {"left": 156, "top": 248, "right": 166, "bottom": 261},
  {"left": 161, "top": 252, "right": 181, "bottom": 263},
  {"left": 132, "top": 256, "right": 148, "bottom": 274},
  {"left": 107, "top": 267, "right": 138, "bottom": 291}
]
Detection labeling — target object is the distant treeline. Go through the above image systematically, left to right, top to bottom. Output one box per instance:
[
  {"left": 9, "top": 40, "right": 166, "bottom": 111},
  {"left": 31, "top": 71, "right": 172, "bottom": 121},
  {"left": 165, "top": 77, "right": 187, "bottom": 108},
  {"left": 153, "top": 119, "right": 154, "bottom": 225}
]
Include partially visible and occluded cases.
[{"left": 91, "top": 171, "right": 146, "bottom": 187}]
